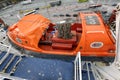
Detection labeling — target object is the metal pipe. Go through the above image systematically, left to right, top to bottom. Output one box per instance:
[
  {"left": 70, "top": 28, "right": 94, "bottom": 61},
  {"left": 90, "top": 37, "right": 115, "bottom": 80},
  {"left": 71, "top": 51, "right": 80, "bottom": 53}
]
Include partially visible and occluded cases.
[
  {"left": 115, "top": 11, "right": 120, "bottom": 62},
  {"left": 110, "top": 30, "right": 116, "bottom": 40},
  {"left": 74, "top": 52, "right": 82, "bottom": 80},
  {"left": 78, "top": 52, "right": 82, "bottom": 80},
  {"left": 86, "top": 62, "right": 90, "bottom": 80}
]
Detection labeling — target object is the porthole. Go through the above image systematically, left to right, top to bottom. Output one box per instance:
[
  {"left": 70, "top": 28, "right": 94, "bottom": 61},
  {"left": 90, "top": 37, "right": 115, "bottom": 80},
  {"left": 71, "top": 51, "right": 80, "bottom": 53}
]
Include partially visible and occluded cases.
[
  {"left": 16, "top": 37, "right": 22, "bottom": 43},
  {"left": 90, "top": 42, "right": 103, "bottom": 48}
]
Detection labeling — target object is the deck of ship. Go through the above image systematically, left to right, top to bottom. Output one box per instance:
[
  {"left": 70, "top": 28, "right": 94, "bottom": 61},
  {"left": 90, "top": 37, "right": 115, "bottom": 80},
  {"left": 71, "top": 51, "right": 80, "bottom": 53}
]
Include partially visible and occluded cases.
[{"left": 0, "top": 0, "right": 120, "bottom": 80}]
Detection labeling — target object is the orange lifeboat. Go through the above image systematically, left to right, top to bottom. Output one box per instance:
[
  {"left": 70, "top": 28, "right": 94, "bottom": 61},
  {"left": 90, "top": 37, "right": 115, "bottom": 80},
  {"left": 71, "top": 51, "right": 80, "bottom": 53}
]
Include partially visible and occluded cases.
[{"left": 7, "top": 12, "right": 115, "bottom": 57}]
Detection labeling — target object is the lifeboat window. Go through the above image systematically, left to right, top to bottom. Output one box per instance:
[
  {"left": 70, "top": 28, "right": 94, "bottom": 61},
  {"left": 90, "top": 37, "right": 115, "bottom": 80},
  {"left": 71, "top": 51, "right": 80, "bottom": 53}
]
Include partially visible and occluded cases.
[
  {"left": 85, "top": 15, "right": 100, "bottom": 25},
  {"left": 16, "top": 38, "right": 22, "bottom": 43},
  {"left": 90, "top": 42, "right": 103, "bottom": 48}
]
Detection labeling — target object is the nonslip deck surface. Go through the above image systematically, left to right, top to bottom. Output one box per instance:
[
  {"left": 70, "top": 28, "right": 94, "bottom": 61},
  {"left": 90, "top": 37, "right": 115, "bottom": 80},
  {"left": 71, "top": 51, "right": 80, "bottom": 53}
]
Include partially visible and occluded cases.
[{"left": 13, "top": 57, "right": 74, "bottom": 80}]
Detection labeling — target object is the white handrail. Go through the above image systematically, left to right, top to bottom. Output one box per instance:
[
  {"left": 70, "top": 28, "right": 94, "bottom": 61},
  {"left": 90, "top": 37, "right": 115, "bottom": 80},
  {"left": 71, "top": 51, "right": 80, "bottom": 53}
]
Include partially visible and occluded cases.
[
  {"left": 115, "top": 11, "right": 120, "bottom": 62},
  {"left": 74, "top": 52, "right": 82, "bottom": 80},
  {"left": 0, "top": 73, "right": 26, "bottom": 80}
]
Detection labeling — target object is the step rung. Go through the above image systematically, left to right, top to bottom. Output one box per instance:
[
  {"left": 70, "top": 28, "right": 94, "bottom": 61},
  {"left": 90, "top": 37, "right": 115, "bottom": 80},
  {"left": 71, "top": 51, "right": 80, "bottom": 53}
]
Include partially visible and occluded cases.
[
  {"left": 0, "top": 45, "right": 11, "bottom": 64},
  {"left": 0, "top": 52, "right": 6, "bottom": 60},
  {"left": 0, "top": 53, "right": 9, "bottom": 65},
  {"left": 0, "top": 54, "right": 13, "bottom": 72},
  {"left": 3, "top": 55, "right": 16, "bottom": 72},
  {"left": 5, "top": 56, "right": 21, "bottom": 73},
  {"left": 10, "top": 56, "right": 22, "bottom": 74}
]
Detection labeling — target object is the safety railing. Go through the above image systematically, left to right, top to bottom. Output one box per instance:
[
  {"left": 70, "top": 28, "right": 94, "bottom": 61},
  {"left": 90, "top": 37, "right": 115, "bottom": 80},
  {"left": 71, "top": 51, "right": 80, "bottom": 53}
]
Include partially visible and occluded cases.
[
  {"left": 0, "top": 42, "right": 22, "bottom": 74},
  {"left": 74, "top": 52, "right": 82, "bottom": 80},
  {"left": 0, "top": 73, "right": 26, "bottom": 80}
]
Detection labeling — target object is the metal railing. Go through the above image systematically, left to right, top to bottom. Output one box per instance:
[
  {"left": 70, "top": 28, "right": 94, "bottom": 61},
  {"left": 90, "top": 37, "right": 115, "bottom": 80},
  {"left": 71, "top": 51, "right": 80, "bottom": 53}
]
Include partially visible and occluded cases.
[
  {"left": 0, "top": 41, "right": 24, "bottom": 79},
  {"left": 0, "top": 44, "right": 11, "bottom": 65},
  {"left": 74, "top": 52, "right": 82, "bottom": 80},
  {"left": 0, "top": 73, "right": 27, "bottom": 80}
]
